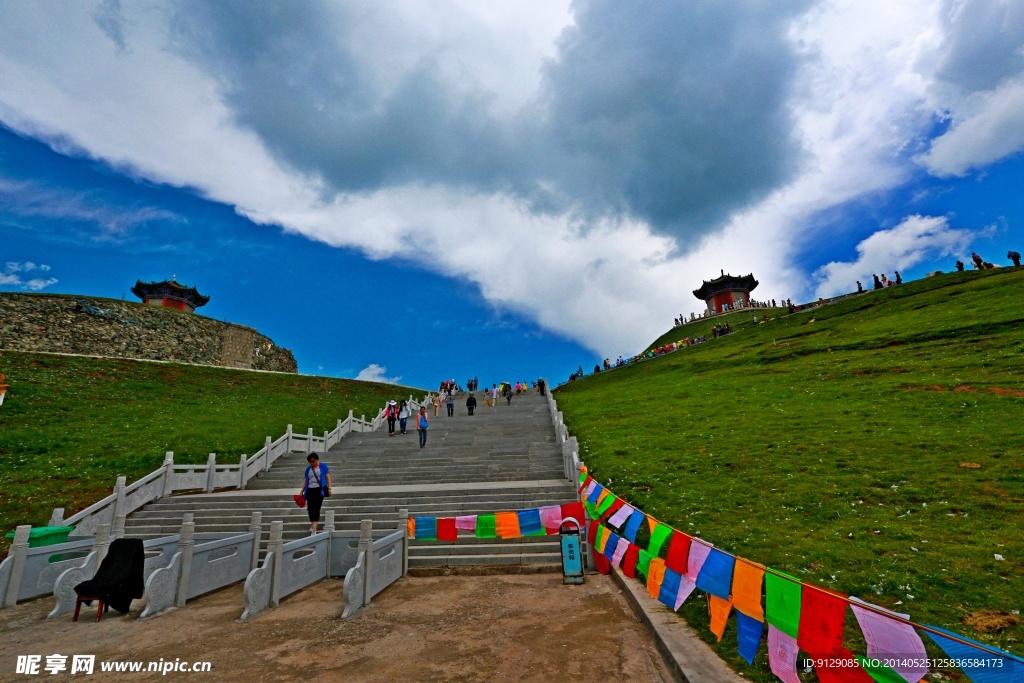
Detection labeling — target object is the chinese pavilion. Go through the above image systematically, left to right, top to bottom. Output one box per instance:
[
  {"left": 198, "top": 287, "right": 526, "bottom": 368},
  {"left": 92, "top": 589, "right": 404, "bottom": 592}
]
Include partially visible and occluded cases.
[
  {"left": 693, "top": 270, "right": 758, "bottom": 314},
  {"left": 131, "top": 277, "right": 209, "bottom": 313}
]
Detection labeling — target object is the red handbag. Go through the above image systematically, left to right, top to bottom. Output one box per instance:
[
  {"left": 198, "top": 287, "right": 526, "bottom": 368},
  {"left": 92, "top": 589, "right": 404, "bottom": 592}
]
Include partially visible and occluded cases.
[{"left": 293, "top": 494, "right": 306, "bottom": 508}]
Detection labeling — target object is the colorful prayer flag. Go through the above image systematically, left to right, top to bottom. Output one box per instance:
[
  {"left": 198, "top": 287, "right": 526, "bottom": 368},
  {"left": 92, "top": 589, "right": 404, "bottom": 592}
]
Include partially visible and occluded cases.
[
  {"left": 587, "top": 484, "right": 604, "bottom": 505},
  {"left": 595, "top": 489, "right": 611, "bottom": 508},
  {"left": 595, "top": 492, "right": 617, "bottom": 516},
  {"left": 560, "top": 501, "right": 585, "bottom": 526},
  {"left": 584, "top": 501, "right": 598, "bottom": 520},
  {"left": 606, "top": 503, "right": 634, "bottom": 528},
  {"left": 539, "top": 506, "right": 562, "bottom": 532},
  {"left": 517, "top": 509, "right": 543, "bottom": 536},
  {"left": 622, "top": 509, "right": 645, "bottom": 543},
  {"left": 495, "top": 511, "right": 521, "bottom": 539},
  {"left": 475, "top": 514, "right": 497, "bottom": 539},
  {"left": 455, "top": 515, "right": 477, "bottom": 532},
  {"left": 414, "top": 516, "right": 437, "bottom": 541},
  {"left": 407, "top": 517, "right": 415, "bottom": 539},
  {"left": 436, "top": 517, "right": 458, "bottom": 542},
  {"left": 648, "top": 523, "right": 673, "bottom": 558},
  {"left": 595, "top": 524, "right": 610, "bottom": 553},
  {"left": 602, "top": 531, "right": 622, "bottom": 562},
  {"left": 664, "top": 531, "right": 691, "bottom": 574},
  {"left": 611, "top": 538, "right": 629, "bottom": 567},
  {"left": 686, "top": 540, "right": 712, "bottom": 579},
  {"left": 622, "top": 543, "right": 640, "bottom": 579},
  {"left": 696, "top": 548, "right": 735, "bottom": 600},
  {"left": 637, "top": 549, "right": 653, "bottom": 579},
  {"left": 646, "top": 557, "right": 667, "bottom": 599},
  {"left": 732, "top": 559, "right": 765, "bottom": 622},
  {"left": 658, "top": 568, "right": 682, "bottom": 610},
  {"left": 765, "top": 569, "right": 802, "bottom": 639},
  {"left": 675, "top": 576, "right": 699, "bottom": 610},
  {"left": 797, "top": 585, "right": 848, "bottom": 656},
  {"left": 709, "top": 595, "right": 733, "bottom": 641},
  {"left": 849, "top": 598, "right": 928, "bottom": 683},
  {"left": 736, "top": 611, "right": 765, "bottom": 665},
  {"left": 767, "top": 624, "right": 801, "bottom": 683},
  {"left": 924, "top": 625, "right": 1024, "bottom": 683}
]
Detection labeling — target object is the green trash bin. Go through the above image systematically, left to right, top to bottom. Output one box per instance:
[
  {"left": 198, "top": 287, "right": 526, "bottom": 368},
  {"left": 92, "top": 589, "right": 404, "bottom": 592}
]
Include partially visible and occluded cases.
[{"left": 5, "top": 526, "right": 76, "bottom": 561}]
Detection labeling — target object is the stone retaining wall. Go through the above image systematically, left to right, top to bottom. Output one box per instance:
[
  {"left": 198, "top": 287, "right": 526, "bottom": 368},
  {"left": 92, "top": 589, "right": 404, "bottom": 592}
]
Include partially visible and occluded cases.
[{"left": 0, "top": 293, "right": 297, "bottom": 373}]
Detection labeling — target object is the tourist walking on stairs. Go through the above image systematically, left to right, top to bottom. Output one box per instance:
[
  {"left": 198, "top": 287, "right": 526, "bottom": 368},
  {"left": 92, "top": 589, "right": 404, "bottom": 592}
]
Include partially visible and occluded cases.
[
  {"left": 446, "top": 391, "right": 454, "bottom": 417},
  {"left": 466, "top": 393, "right": 477, "bottom": 415},
  {"left": 433, "top": 394, "right": 441, "bottom": 417},
  {"left": 385, "top": 400, "right": 398, "bottom": 436},
  {"left": 398, "top": 400, "right": 409, "bottom": 434},
  {"left": 417, "top": 406, "right": 430, "bottom": 448},
  {"left": 300, "top": 454, "right": 331, "bottom": 534}
]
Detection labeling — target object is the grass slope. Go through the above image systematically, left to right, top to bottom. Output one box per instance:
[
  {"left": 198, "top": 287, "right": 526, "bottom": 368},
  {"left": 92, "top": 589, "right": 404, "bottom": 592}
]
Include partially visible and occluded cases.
[
  {"left": 556, "top": 268, "right": 1024, "bottom": 680},
  {"left": 0, "top": 352, "right": 419, "bottom": 550}
]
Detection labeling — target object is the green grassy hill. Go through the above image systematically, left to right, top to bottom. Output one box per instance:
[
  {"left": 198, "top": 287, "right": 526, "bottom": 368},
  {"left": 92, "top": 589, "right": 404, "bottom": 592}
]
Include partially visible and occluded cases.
[
  {"left": 556, "top": 268, "right": 1024, "bottom": 679},
  {"left": 0, "top": 352, "right": 419, "bottom": 550}
]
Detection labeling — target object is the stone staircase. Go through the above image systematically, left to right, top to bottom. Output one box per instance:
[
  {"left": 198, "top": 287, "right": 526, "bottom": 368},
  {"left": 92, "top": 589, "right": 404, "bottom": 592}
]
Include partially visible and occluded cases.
[{"left": 123, "top": 389, "right": 577, "bottom": 568}]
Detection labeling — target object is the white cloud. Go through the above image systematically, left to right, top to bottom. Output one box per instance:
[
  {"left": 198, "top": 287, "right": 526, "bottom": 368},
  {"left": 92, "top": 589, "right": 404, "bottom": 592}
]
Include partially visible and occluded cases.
[
  {"left": 0, "top": 1, "right": 1015, "bottom": 357},
  {"left": 812, "top": 215, "right": 974, "bottom": 297},
  {"left": 0, "top": 262, "right": 59, "bottom": 290},
  {"left": 355, "top": 364, "right": 403, "bottom": 385}
]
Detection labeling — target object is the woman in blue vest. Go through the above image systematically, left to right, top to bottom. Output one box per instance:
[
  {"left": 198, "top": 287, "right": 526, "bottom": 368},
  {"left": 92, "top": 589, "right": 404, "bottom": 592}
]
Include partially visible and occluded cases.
[{"left": 300, "top": 453, "right": 332, "bottom": 534}]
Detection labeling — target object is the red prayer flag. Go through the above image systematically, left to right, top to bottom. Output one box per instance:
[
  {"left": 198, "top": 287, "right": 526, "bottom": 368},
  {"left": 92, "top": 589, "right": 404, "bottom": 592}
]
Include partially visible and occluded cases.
[
  {"left": 578, "top": 476, "right": 593, "bottom": 495},
  {"left": 601, "top": 497, "right": 626, "bottom": 521},
  {"left": 561, "top": 501, "right": 585, "bottom": 526},
  {"left": 436, "top": 517, "right": 458, "bottom": 542},
  {"left": 587, "top": 522, "right": 611, "bottom": 574},
  {"left": 664, "top": 531, "right": 691, "bottom": 574},
  {"left": 622, "top": 543, "right": 640, "bottom": 579},
  {"left": 797, "top": 585, "right": 848, "bottom": 655}
]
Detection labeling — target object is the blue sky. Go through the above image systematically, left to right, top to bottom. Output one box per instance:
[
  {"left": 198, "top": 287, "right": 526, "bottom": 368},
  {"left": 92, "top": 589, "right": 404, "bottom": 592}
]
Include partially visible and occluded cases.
[{"left": 1, "top": 1, "right": 1022, "bottom": 389}]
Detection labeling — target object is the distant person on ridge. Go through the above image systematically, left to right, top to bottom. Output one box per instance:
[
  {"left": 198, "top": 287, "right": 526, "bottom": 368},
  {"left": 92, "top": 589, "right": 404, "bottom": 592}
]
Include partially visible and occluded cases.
[
  {"left": 1009, "top": 251, "right": 1021, "bottom": 267},
  {"left": 972, "top": 252, "right": 985, "bottom": 270},
  {"left": 955, "top": 260, "right": 964, "bottom": 272},
  {"left": 895, "top": 271, "right": 902, "bottom": 284},
  {"left": 873, "top": 274, "right": 883, "bottom": 290},
  {"left": 857, "top": 280, "right": 863, "bottom": 293},
  {"left": 466, "top": 393, "right": 477, "bottom": 416},
  {"left": 417, "top": 406, "right": 430, "bottom": 449}
]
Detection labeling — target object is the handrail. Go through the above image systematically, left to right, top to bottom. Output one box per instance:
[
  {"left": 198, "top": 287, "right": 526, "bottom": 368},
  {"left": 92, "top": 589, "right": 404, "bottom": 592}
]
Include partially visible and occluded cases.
[{"left": 48, "top": 392, "right": 434, "bottom": 536}]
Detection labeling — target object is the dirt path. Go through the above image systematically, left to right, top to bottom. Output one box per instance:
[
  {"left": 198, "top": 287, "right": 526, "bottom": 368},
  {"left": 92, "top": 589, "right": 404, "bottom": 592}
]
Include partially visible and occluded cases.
[{"left": 0, "top": 574, "right": 670, "bottom": 682}]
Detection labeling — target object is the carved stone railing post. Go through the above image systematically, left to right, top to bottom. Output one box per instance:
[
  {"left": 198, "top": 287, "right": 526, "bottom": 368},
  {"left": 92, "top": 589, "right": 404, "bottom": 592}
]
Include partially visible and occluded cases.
[
  {"left": 285, "top": 424, "right": 293, "bottom": 452},
  {"left": 306, "top": 427, "right": 314, "bottom": 452},
  {"left": 323, "top": 430, "right": 329, "bottom": 454},
  {"left": 263, "top": 437, "right": 272, "bottom": 471},
  {"left": 161, "top": 452, "right": 175, "bottom": 498},
  {"left": 238, "top": 453, "right": 248, "bottom": 490},
  {"left": 204, "top": 454, "right": 217, "bottom": 493},
  {"left": 111, "top": 475, "right": 127, "bottom": 524},
  {"left": 48, "top": 508, "right": 65, "bottom": 527},
  {"left": 397, "top": 509, "right": 409, "bottom": 577},
  {"left": 324, "top": 511, "right": 336, "bottom": 574},
  {"left": 248, "top": 512, "right": 263, "bottom": 572},
  {"left": 112, "top": 514, "right": 126, "bottom": 539},
  {"left": 175, "top": 514, "right": 195, "bottom": 608},
  {"left": 358, "top": 520, "right": 373, "bottom": 607},
  {"left": 268, "top": 521, "right": 284, "bottom": 608},
  {"left": 93, "top": 523, "right": 112, "bottom": 567},
  {"left": 2, "top": 526, "right": 30, "bottom": 607}
]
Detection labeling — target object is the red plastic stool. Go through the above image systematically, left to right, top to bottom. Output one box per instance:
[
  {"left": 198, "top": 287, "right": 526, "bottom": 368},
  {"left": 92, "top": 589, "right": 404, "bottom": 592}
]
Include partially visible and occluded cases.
[{"left": 72, "top": 596, "right": 109, "bottom": 622}]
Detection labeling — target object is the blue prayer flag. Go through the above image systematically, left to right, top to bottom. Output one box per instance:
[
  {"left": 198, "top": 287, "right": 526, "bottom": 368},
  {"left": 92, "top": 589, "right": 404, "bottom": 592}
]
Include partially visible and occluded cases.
[
  {"left": 587, "top": 484, "right": 604, "bottom": 505},
  {"left": 517, "top": 508, "right": 543, "bottom": 536},
  {"left": 623, "top": 509, "right": 645, "bottom": 543},
  {"left": 414, "top": 516, "right": 437, "bottom": 540},
  {"left": 603, "top": 532, "right": 621, "bottom": 562},
  {"left": 695, "top": 548, "right": 735, "bottom": 600},
  {"left": 659, "top": 568, "right": 683, "bottom": 610},
  {"left": 735, "top": 611, "right": 764, "bottom": 665},
  {"left": 925, "top": 625, "right": 1024, "bottom": 683}
]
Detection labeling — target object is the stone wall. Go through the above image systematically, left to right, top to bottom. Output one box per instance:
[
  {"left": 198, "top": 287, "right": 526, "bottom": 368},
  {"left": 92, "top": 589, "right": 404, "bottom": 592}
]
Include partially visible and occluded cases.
[{"left": 0, "top": 293, "right": 297, "bottom": 373}]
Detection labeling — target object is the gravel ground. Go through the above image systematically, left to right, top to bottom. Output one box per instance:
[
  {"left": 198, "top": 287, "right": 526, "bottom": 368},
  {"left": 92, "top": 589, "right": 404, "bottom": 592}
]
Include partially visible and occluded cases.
[{"left": 0, "top": 573, "right": 670, "bottom": 682}]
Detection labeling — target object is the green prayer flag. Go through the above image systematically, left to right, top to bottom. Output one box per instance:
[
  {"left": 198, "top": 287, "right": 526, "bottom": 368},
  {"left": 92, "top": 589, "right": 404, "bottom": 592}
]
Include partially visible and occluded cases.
[
  {"left": 578, "top": 471, "right": 588, "bottom": 485},
  {"left": 595, "top": 494, "right": 617, "bottom": 516},
  {"left": 584, "top": 502, "right": 598, "bottom": 519},
  {"left": 475, "top": 514, "right": 497, "bottom": 539},
  {"left": 647, "top": 523, "right": 673, "bottom": 558},
  {"left": 525, "top": 528, "right": 547, "bottom": 537},
  {"left": 637, "top": 549, "right": 653, "bottom": 578},
  {"left": 764, "top": 569, "right": 802, "bottom": 639},
  {"left": 855, "top": 656, "right": 905, "bottom": 683}
]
